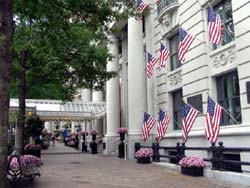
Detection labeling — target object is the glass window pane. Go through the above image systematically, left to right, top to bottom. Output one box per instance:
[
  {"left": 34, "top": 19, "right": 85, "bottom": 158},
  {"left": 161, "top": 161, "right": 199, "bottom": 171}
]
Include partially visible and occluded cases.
[
  {"left": 213, "top": 0, "right": 234, "bottom": 49},
  {"left": 170, "top": 33, "right": 181, "bottom": 71},
  {"left": 216, "top": 71, "right": 241, "bottom": 125},
  {"left": 173, "top": 89, "right": 183, "bottom": 130}
]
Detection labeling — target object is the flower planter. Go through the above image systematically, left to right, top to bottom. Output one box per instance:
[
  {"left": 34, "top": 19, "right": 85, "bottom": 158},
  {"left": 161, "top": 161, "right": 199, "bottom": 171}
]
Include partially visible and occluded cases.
[
  {"left": 118, "top": 132, "right": 125, "bottom": 158},
  {"left": 23, "top": 149, "right": 41, "bottom": 158},
  {"left": 137, "top": 157, "right": 151, "bottom": 164},
  {"left": 181, "top": 166, "right": 203, "bottom": 177}
]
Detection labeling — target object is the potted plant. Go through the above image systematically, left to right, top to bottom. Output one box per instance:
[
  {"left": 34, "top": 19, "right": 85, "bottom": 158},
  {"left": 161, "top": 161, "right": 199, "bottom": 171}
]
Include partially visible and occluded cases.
[
  {"left": 117, "top": 127, "right": 128, "bottom": 158},
  {"left": 90, "top": 130, "right": 98, "bottom": 154},
  {"left": 23, "top": 144, "right": 42, "bottom": 158},
  {"left": 135, "top": 148, "right": 153, "bottom": 164},
  {"left": 9, "top": 155, "right": 43, "bottom": 177},
  {"left": 179, "top": 156, "right": 206, "bottom": 176}
]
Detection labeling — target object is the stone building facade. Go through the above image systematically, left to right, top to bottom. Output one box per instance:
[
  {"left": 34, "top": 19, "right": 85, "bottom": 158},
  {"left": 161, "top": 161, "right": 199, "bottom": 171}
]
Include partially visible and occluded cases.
[{"left": 104, "top": 0, "right": 250, "bottom": 171}]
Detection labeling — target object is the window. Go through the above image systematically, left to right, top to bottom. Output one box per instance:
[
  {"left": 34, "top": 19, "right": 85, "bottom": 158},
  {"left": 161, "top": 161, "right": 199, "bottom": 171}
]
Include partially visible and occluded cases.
[
  {"left": 213, "top": 0, "right": 234, "bottom": 49},
  {"left": 169, "top": 33, "right": 181, "bottom": 71},
  {"left": 216, "top": 71, "right": 241, "bottom": 125},
  {"left": 172, "top": 89, "right": 183, "bottom": 130}
]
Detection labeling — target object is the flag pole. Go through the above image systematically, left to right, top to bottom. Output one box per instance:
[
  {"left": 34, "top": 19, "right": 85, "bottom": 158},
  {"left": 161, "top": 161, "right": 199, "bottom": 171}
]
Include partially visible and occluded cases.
[
  {"left": 208, "top": 95, "right": 240, "bottom": 125},
  {"left": 183, "top": 100, "right": 201, "bottom": 114},
  {"left": 169, "top": 116, "right": 182, "bottom": 130}
]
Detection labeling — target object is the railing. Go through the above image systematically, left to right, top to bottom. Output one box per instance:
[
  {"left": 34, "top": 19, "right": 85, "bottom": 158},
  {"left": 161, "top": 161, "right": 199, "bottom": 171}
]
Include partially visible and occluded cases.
[
  {"left": 157, "top": 0, "right": 178, "bottom": 16},
  {"left": 135, "top": 141, "right": 250, "bottom": 172}
]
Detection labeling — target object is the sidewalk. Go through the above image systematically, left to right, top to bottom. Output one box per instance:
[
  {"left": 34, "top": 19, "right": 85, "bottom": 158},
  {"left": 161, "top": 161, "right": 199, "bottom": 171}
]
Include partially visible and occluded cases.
[{"left": 12, "top": 143, "right": 248, "bottom": 188}]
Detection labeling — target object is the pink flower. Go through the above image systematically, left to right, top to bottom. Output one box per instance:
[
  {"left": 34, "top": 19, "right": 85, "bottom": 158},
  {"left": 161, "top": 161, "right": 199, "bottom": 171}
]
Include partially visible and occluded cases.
[
  {"left": 117, "top": 127, "right": 128, "bottom": 133},
  {"left": 90, "top": 130, "right": 97, "bottom": 135},
  {"left": 67, "top": 141, "right": 75, "bottom": 146},
  {"left": 24, "top": 144, "right": 41, "bottom": 151},
  {"left": 135, "top": 148, "right": 153, "bottom": 158},
  {"left": 9, "top": 155, "right": 43, "bottom": 171},
  {"left": 179, "top": 156, "right": 206, "bottom": 167}
]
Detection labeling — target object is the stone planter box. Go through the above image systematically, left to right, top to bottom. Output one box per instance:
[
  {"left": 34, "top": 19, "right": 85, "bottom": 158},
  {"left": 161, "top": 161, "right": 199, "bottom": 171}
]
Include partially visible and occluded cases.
[
  {"left": 23, "top": 149, "right": 41, "bottom": 158},
  {"left": 137, "top": 157, "right": 151, "bottom": 164},
  {"left": 181, "top": 166, "right": 203, "bottom": 177}
]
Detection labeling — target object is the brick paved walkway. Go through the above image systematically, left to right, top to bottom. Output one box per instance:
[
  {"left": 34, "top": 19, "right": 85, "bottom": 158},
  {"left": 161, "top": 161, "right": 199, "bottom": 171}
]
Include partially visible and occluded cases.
[{"left": 11, "top": 142, "right": 248, "bottom": 188}]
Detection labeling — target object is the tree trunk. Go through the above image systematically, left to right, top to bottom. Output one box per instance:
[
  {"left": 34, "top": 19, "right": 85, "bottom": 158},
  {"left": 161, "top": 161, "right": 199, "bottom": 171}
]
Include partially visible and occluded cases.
[
  {"left": 0, "top": 0, "right": 13, "bottom": 187},
  {"left": 15, "top": 51, "right": 28, "bottom": 155}
]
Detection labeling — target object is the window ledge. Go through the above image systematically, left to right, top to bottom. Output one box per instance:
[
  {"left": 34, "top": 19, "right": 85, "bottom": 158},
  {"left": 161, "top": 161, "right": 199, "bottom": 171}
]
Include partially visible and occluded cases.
[
  {"left": 209, "top": 41, "right": 236, "bottom": 58},
  {"left": 167, "top": 67, "right": 182, "bottom": 77}
]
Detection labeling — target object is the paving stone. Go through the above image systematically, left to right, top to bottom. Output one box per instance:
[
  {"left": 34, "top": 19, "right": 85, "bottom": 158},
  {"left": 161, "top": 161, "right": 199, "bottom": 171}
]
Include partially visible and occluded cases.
[{"left": 9, "top": 142, "right": 249, "bottom": 188}]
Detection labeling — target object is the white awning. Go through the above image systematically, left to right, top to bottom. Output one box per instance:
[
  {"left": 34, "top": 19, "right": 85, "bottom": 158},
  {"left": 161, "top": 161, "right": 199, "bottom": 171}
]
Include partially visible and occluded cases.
[{"left": 10, "top": 99, "right": 106, "bottom": 121}]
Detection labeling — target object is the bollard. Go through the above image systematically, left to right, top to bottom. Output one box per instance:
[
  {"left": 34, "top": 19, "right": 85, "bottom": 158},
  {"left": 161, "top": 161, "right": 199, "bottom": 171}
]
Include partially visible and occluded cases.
[
  {"left": 134, "top": 142, "right": 141, "bottom": 159},
  {"left": 152, "top": 143, "right": 160, "bottom": 162}
]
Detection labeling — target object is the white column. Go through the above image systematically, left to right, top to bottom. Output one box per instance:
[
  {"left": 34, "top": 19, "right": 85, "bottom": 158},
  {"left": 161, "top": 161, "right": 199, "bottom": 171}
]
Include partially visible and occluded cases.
[
  {"left": 127, "top": 17, "right": 146, "bottom": 158},
  {"left": 104, "top": 34, "right": 120, "bottom": 155},
  {"left": 81, "top": 89, "right": 92, "bottom": 102},
  {"left": 92, "top": 90, "right": 104, "bottom": 136},
  {"left": 86, "top": 121, "right": 92, "bottom": 133},
  {"left": 71, "top": 122, "right": 75, "bottom": 133}
]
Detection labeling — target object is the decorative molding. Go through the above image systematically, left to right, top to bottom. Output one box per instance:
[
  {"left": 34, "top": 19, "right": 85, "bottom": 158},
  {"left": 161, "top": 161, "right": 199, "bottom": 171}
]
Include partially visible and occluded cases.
[
  {"left": 158, "top": 1, "right": 179, "bottom": 37},
  {"left": 211, "top": 47, "right": 236, "bottom": 69},
  {"left": 168, "top": 71, "right": 182, "bottom": 86}
]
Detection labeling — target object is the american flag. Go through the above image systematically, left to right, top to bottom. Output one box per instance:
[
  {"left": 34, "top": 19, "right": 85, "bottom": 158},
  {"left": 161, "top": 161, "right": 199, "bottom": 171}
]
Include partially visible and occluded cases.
[
  {"left": 137, "top": 0, "right": 147, "bottom": 20},
  {"left": 208, "top": 6, "right": 222, "bottom": 45},
  {"left": 178, "top": 27, "right": 195, "bottom": 63},
  {"left": 159, "top": 42, "right": 170, "bottom": 69},
  {"left": 146, "top": 52, "right": 158, "bottom": 78},
  {"left": 205, "top": 96, "right": 222, "bottom": 143},
  {"left": 182, "top": 102, "right": 199, "bottom": 143},
  {"left": 156, "top": 109, "right": 170, "bottom": 142},
  {"left": 142, "top": 112, "right": 156, "bottom": 141}
]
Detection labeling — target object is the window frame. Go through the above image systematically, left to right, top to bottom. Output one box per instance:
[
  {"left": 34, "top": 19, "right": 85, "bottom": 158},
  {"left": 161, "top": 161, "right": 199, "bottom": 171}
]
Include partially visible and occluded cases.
[
  {"left": 212, "top": 0, "right": 234, "bottom": 49},
  {"left": 169, "top": 33, "right": 181, "bottom": 71},
  {"left": 216, "top": 70, "right": 242, "bottom": 126},
  {"left": 172, "top": 89, "right": 183, "bottom": 130}
]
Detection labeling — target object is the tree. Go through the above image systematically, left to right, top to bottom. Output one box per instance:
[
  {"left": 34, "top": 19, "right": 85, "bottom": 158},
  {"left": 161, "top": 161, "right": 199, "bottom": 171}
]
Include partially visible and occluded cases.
[
  {"left": 1, "top": 0, "right": 135, "bottom": 184},
  {"left": 11, "top": 0, "right": 135, "bottom": 156},
  {"left": 0, "top": 1, "right": 13, "bottom": 187}
]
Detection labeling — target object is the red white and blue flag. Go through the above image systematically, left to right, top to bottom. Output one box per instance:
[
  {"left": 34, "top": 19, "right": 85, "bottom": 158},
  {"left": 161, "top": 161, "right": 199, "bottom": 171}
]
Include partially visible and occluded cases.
[
  {"left": 137, "top": 0, "right": 147, "bottom": 20},
  {"left": 208, "top": 6, "right": 222, "bottom": 45},
  {"left": 178, "top": 27, "right": 195, "bottom": 63},
  {"left": 159, "top": 42, "right": 170, "bottom": 69},
  {"left": 146, "top": 52, "right": 158, "bottom": 78},
  {"left": 205, "top": 96, "right": 222, "bottom": 143},
  {"left": 182, "top": 102, "right": 199, "bottom": 143},
  {"left": 156, "top": 109, "right": 170, "bottom": 142},
  {"left": 142, "top": 112, "right": 156, "bottom": 141}
]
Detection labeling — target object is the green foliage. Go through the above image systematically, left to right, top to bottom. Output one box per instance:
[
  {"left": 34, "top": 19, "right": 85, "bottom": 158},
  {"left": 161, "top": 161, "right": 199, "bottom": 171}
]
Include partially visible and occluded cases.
[
  {"left": 10, "top": 0, "right": 134, "bottom": 101},
  {"left": 24, "top": 115, "right": 44, "bottom": 139}
]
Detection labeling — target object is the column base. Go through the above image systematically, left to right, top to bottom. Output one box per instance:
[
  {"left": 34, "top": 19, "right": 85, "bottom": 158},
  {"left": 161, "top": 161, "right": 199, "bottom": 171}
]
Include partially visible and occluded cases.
[{"left": 102, "top": 136, "right": 119, "bottom": 156}]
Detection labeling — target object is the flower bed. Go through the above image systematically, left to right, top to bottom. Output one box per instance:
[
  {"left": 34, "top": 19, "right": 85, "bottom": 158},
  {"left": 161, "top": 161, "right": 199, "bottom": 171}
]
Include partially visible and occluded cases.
[
  {"left": 117, "top": 127, "right": 128, "bottom": 133},
  {"left": 90, "top": 130, "right": 97, "bottom": 135},
  {"left": 67, "top": 140, "right": 75, "bottom": 146},
  {"left": 24, "top": 144, "right": 42, "bottom": 157},
  {"left": 24, "top": 144, "right": 41, "bottom": 151},
  {"left": 135, "top": 148, "right": 153, "bottom": 164},
  {"left": 9, "top": 155, "right": 43, "bottom": 176},
  {"left": 179, "top": 156, "right": 206, "bottom": 177},
  {"left": 179, "top": 156, "right": 206, "bottom": 168}
]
